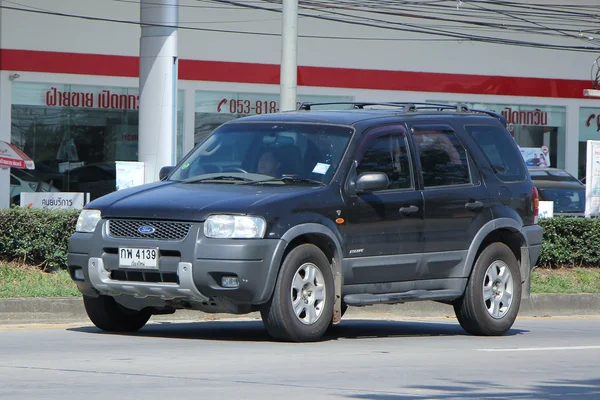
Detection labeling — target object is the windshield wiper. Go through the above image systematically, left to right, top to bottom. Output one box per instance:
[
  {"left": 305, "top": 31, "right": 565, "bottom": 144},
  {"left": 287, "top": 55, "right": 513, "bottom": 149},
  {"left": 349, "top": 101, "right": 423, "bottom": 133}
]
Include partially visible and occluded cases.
[
  {"left": 183, "top": 175, "right": 254, "bottom": 183},
  {"left": 245, "top": 176, "right": 326, "bottom": 186}
]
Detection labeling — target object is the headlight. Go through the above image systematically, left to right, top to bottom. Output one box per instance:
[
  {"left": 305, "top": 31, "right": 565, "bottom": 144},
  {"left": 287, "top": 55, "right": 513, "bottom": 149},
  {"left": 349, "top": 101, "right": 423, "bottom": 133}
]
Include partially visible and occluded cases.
[
  {"left": 75, "top": 209, "right": 102, "bottom": 233},
  {"left": 204, "top": 215, "right": 266, "bottom": 239}
]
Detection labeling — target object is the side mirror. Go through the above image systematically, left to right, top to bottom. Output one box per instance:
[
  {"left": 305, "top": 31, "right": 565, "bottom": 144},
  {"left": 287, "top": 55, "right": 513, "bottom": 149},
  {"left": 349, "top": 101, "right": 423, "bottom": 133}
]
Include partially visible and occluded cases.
[
  {"left": 159, "top": 166, "right": 174, "bottom": 181},
  {"left": 355, "top": 172, "right": 389, "bottom": 193}
]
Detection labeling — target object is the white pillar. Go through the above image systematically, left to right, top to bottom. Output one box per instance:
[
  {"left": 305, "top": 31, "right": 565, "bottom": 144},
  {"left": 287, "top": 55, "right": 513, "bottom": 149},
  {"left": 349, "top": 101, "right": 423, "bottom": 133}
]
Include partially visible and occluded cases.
[
  {"left": 139, "top": 0, "right": 178, "bottom": 183},
  {"left": 280, "top": 0, "right": 298, "bottom": 112},
  {"left": 0, "top": 3, "right": 9, "bottom": 209},
  {"left": 0, "top": 73, "right": 9, "bottom": 209},
  {"left": 565, "top": 104, "right": 579, "bottom": 177}
]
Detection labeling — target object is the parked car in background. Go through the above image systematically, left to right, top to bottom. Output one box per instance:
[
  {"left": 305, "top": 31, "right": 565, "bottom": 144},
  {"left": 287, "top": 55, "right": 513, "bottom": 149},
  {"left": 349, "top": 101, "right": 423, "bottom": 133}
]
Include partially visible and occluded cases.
[
  {"left": 63, "top": 162, "right": 116, "bottom": 201},
  {"left": 529, "top": 167, "right": 585, "bottom": 217},
  {"left": 10, "top": 168, "right": 60, "bottom": 205}
]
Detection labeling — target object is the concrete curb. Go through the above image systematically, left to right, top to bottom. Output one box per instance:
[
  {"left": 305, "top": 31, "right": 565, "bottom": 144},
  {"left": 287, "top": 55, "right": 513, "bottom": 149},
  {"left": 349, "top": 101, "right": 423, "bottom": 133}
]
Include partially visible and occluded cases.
[{"left": 1, "top": 294, "right": 600, "bottom": 325}]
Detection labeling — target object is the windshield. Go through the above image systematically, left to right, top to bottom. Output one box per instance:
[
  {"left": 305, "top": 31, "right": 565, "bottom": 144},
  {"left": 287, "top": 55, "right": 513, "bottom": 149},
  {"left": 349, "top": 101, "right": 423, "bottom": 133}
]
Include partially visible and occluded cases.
[
  {"left": 169, "top": 122, "right": 354, "bottom": 185},
  {"left": 538, "top": 187, "right": 586, "bottom": 213}
]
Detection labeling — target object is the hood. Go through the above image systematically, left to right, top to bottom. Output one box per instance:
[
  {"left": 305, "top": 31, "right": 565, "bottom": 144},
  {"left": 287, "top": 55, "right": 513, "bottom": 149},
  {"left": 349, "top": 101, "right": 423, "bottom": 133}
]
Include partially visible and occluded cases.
[{"left": 86, "top": 180, "right": 324, "bottom": 221}]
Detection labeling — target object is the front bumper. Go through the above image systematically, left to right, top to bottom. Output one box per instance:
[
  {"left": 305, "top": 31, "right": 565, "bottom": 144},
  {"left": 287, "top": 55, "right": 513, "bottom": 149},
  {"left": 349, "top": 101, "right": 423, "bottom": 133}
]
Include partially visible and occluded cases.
[{"left": 67, "top": 219, "right": 286, "bottom": 309}]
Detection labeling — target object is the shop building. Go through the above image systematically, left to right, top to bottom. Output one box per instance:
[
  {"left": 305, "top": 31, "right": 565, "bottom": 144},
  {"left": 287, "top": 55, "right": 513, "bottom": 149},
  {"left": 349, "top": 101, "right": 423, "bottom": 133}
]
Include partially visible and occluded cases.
[{"left": 1, "top": 0, "right": 599, "bottom": 207}]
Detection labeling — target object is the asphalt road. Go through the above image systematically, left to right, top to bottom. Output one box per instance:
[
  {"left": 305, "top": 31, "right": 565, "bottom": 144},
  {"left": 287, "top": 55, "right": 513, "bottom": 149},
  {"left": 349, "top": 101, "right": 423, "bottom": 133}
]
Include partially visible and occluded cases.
[{"left": 1, "top": 316, "right": 599, "bottom": 400}]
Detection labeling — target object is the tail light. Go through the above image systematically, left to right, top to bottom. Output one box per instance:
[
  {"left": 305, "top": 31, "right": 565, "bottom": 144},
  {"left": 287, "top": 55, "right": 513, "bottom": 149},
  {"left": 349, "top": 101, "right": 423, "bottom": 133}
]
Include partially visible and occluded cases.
[{"left": 533, "top": 185, "right": 539, "bottom": 224}]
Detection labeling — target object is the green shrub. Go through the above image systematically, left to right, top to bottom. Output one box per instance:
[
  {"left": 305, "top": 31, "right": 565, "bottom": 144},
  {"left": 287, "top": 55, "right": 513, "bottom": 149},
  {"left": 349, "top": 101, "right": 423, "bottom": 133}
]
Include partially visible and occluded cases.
[
  {"left": 0, "top": 206, "right": 79, "bottom": 271},
  {"left": 538, "top": 217, "right": 600, "bottom": 268}
]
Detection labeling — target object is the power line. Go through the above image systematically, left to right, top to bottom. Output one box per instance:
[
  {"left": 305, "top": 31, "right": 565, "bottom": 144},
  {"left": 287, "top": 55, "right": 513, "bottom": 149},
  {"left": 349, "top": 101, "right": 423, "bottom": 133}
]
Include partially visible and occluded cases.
[
  {"left": 205, "top": 0, "right": 600, "bottom": 52},
  {"left": 2, "top": 1, "right": 599, "bottom": 51},
  {"left": 0, "top": 4, "right": 458, "bottom": 41}
]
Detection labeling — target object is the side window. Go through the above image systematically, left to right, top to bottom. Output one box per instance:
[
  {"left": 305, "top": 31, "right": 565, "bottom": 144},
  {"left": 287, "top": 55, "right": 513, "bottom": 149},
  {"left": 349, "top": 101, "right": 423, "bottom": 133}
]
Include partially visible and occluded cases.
[
  {"left": 465, "top": 125, "right": 526, "bottom": 182},
  {"left": 413, "top": 128, "right": 471, "bottom": 187},
  {"left": 356, "top": 134, "right": 412, "bottom": 190}
]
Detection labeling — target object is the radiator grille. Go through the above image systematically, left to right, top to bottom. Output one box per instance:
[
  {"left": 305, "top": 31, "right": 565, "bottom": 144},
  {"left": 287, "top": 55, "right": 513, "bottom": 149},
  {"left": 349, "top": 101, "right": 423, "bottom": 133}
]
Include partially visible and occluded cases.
[{"left": 107, "top": 220, "right": 192, "bottom": 241}]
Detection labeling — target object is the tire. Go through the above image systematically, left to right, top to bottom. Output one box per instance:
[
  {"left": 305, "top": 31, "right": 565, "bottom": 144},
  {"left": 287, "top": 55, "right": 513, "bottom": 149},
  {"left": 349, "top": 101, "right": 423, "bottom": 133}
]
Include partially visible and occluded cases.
[
  {"left": 454, "top": 242, "right": 522, "bottom": 336},
  {"left": 260, "top": 244, "right": 334, "bottom": 342},
  {"left": 83, "top": 294, "right": 151, "bottom": 332}
]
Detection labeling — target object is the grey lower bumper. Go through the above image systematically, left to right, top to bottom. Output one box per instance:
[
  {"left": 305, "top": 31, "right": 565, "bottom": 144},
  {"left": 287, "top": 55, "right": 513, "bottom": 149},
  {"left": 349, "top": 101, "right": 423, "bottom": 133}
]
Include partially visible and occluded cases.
[{"left": 87, "top": 257, "right": 210, "bottom": 303}]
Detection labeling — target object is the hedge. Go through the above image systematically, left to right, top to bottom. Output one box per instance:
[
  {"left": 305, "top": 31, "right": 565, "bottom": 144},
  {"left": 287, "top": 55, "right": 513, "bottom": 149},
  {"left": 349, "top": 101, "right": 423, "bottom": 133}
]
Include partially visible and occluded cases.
[
  {"left": 0, "top": 207, "right": 79, "bottom": 271},
  {"left": 0, "top": 208, "right": 598, "bottom": 270}
]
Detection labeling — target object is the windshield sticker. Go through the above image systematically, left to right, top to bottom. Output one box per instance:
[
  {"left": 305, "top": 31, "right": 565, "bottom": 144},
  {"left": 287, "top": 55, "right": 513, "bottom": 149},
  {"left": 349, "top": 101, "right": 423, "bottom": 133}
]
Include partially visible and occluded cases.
[{"left": 312, "top": 163, "right": 330, "bottom": 175}]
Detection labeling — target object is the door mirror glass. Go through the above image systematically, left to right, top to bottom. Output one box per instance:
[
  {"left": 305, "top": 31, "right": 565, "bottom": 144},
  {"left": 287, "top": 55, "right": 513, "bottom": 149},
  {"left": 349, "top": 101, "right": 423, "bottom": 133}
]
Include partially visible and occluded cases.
[{"left": 356, "top": 172, "right": 389, "bottom": 192}]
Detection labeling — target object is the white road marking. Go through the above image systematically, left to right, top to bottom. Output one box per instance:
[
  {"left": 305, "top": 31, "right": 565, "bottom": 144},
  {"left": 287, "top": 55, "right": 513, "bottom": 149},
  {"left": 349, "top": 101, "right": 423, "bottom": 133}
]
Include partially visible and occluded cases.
[{"left": 478, "top": 345, "right": 600, "bottom": 352}]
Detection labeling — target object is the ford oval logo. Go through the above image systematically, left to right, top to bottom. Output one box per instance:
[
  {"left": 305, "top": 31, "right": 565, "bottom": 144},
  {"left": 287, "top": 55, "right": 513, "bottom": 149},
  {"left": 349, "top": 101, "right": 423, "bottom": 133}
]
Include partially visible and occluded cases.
[{"left": 138, "top": 225, "right": 156, "bottom": 235}]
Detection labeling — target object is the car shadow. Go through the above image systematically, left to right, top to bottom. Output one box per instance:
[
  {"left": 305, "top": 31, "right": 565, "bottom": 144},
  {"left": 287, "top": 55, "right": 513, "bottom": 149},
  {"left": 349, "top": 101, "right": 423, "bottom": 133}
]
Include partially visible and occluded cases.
[
  {"left": 67, "top": 318, "right": 527, "bottom": 343},
  {"left": 343, "top": 377, "right": 600, "bottom": 399}
]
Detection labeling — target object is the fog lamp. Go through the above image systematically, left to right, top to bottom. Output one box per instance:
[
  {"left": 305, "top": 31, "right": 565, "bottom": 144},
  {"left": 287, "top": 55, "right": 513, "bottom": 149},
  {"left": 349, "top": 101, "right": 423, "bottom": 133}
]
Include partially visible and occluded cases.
[
  {"left": 73, "top": 268, "right": 84, "bottom": 281},
  {"left": 221, "top": 276, "right": 239, "bottom": 288}
]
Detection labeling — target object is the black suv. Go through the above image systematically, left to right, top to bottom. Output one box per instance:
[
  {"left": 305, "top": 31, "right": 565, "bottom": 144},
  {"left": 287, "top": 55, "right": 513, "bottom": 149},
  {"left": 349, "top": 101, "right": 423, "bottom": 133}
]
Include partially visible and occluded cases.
[{"left": 67, "top": 102, "right": 542, "bottom": 342}]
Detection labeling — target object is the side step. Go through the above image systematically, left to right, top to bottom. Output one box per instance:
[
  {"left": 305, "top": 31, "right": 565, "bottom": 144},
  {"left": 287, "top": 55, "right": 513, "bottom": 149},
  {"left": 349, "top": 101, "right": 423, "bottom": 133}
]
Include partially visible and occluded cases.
[{"left": 343, "top": 290, "right": 463, "bottom": 306}]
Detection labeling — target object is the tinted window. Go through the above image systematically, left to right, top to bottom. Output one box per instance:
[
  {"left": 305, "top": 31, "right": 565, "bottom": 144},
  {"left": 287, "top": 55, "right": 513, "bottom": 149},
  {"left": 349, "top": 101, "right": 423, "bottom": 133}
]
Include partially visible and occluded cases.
[
  {"left": 466, "top": 125, "right": 526, "bottom": 182},
  {"left": 413, "top": 129, "right": 470, "bottom": 187},
  {"left": 357, "top": 134, "right": 412, "bottom": 190},
  {"left": 538, "top": 187, "right": 586, "bottom": 213}
]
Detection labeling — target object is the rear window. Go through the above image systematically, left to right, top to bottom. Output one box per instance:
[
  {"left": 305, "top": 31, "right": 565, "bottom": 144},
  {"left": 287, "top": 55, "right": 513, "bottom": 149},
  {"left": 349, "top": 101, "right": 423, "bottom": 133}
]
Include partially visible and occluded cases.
[
  {"left": 465, "top": 125, "right": 526, "bottom": 182},
  {"left": 538, "top": 187, "right": 586, "bottom": 213}
]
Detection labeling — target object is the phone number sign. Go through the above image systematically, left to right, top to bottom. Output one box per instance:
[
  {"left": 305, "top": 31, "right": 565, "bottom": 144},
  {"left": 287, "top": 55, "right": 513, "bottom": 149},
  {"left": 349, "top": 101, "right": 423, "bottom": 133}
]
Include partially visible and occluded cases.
[
  {"left": 195, "top": 91, "right": 354, "bottom": 116},
  {"left": 217, "top": 98, "right": 301, "bottom": 115}
]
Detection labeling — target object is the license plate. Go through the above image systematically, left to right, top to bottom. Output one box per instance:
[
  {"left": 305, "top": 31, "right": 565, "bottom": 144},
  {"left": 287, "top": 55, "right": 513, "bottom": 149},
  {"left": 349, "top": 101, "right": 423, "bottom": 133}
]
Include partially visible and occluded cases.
[{"left": 118, "top": 247, "right": 159, "bottom": 269}]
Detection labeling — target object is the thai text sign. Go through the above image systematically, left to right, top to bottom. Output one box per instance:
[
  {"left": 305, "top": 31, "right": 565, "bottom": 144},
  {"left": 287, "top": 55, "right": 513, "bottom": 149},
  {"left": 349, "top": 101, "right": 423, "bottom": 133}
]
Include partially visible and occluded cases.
[{"left": 20, "top": 192, "right": 87, "bottom": 210}]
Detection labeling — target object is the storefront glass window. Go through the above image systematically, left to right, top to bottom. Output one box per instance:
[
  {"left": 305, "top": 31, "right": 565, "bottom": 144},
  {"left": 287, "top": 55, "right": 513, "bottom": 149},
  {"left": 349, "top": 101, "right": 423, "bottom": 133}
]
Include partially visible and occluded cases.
[
  {"left": 10, "top": 82, "right": 184, "bottom": 203},
  {"left": 194, "top": 91, "right": 354, "bottom": 146},
  {"left": 429, "top": 101, "right": 567, "bottom": 170},
  {"left": 578, "top": 107, "right": 600, "bottom": 181}
]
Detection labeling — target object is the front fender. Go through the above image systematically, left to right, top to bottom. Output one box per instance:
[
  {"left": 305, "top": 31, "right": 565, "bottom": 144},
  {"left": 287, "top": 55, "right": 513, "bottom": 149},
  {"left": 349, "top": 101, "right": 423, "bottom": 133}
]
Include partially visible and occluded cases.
[{"left": 278, "top": 222, "right": 345, "bottom": 323}]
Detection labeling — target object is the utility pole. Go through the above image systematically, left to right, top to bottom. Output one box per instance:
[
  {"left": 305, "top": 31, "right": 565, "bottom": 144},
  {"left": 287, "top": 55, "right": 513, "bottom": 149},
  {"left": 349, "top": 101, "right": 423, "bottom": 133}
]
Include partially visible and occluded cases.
[
  {"left": 139, "top": 0, "right": 179, "bottom": 183},
  {"left": 280, "top": 0, "right": 298, "bottom": 112}
]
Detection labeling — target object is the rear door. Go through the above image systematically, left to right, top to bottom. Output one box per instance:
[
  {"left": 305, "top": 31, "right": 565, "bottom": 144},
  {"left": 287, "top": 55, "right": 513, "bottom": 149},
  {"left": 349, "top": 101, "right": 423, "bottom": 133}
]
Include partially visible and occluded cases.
[{"left": 408, "top": 123, "right": 492, "bottom": 281}]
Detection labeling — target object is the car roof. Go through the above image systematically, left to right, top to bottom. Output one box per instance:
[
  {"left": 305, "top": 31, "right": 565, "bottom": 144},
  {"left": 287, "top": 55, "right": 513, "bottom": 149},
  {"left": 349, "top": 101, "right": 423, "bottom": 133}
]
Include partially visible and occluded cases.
[
  {"left": 223, "top": 103, "right": 506, "bottom": 127},
  {"left": 529, "top": 168, "right": 580, "bottom": 182},
  {"left": 533, "top": 180, "right": 585, "bottom": 190}
]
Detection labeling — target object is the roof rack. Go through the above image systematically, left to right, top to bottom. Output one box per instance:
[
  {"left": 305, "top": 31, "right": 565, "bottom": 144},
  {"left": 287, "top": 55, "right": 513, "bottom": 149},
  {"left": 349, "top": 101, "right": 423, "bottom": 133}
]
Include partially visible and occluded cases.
[
  {"left": 297, "top": 101, "right": 507, "bottom": 126},
  {"left": 298, "top": 101, "right": 463, "bottom": 112}
]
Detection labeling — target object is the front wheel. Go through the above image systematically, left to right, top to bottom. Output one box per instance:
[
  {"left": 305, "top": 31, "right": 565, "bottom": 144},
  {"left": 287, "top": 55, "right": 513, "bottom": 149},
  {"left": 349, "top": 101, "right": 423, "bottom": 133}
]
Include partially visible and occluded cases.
[
  {"left": 454, "top": 242, "right": 522, "bottom": 336},
  {"left": 261, "top": 244, "right": 334, "bottom": 342},
  {"left": 83, "top": 294, "right": 151, "bottom": 332}
]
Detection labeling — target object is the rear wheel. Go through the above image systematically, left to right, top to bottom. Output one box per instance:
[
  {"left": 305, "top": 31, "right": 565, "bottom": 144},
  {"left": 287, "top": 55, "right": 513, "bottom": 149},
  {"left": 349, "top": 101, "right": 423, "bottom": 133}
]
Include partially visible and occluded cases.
[
  {"left": 454, "top": 242, "right": 522, "bottom": 336},
  {"left": 261, "top": 244, "right": 334, "bottom": 342},
  {"left": 83, "top": 294, "right": 151, "bottom": 332}
]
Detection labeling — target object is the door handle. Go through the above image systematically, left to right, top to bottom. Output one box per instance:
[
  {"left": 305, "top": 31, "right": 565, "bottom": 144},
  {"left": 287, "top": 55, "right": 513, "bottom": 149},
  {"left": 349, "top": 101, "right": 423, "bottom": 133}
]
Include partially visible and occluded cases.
[
  {"left": 465, "top": 200, "right": 484, "bottom": 211},
  {"left": 399, "top": 205, "right": 419, "bottom": 215}
]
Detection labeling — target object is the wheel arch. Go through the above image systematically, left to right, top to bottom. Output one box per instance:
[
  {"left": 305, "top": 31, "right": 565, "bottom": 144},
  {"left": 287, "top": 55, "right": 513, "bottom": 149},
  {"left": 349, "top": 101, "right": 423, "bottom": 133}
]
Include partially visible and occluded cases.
[
  {"left": 465, "top": 218, "right": 531, "bottom": 298},
  {"left": 277, "top": 224, "right": 345, "bottom": 323}
]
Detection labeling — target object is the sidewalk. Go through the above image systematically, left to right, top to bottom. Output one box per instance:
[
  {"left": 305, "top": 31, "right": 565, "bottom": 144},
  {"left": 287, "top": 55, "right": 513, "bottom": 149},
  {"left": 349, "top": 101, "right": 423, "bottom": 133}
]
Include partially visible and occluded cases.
[{"left": 1, "top": 294, "right": 600, "bottom": 325}]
